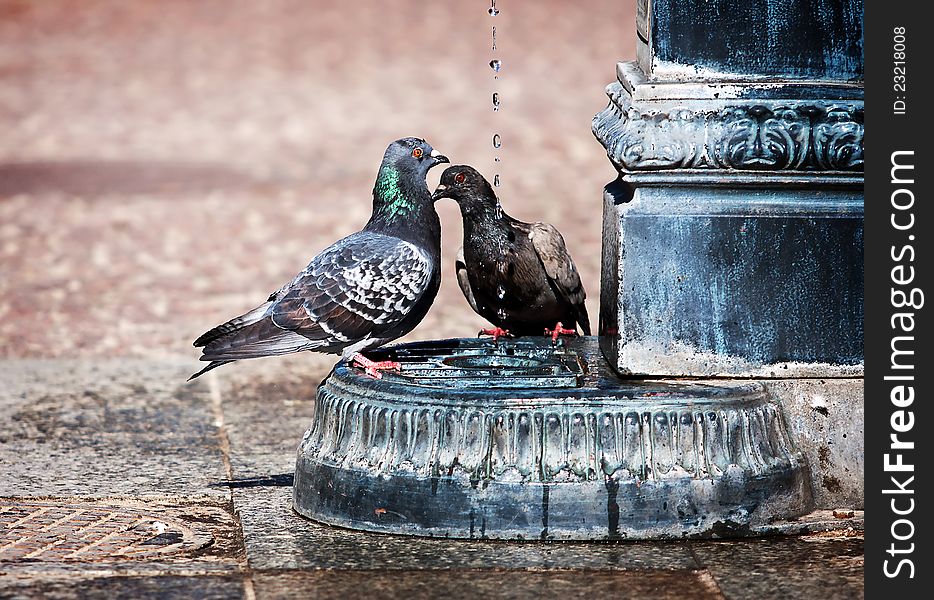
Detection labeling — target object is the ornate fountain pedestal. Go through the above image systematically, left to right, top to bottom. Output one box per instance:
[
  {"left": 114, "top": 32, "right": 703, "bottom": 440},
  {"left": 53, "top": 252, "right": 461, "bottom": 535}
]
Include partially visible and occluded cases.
[
  {"left": 293, "top": 0, "right": 864, "bottom": 539},
  {"left": 590, "top": 0, "right": 864, "bottom": 513},
  {"left": 594, "top": 0, "right": 863, "bottom": 378},
  {"left": 593, "top": 64, "right": 864, "bottom": 379},
  {"left": 294, "top": 338, "right": 825, "bottom": 540}
]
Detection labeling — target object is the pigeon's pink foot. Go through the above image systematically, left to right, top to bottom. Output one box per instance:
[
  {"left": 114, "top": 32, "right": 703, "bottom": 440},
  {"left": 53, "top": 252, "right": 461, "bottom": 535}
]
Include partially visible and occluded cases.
[
  {"left": 544, "top": 322, "right": 577, "bottom": 343},
  {"left": 478, "top": 327, "right": 512, "bottom": 342},
  {"left": 351, "top": 353, "right": 401, "bottom": 379}
]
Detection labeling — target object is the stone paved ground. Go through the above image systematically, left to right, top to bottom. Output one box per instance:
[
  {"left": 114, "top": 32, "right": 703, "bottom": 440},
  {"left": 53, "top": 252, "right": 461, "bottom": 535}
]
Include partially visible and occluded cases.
[{"left": 0, "top": 1, "right": 862, "bottom": 598}]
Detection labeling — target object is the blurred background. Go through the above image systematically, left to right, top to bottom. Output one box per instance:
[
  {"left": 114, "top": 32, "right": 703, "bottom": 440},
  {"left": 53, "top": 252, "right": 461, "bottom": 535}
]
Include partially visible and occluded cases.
[{"left": 0, "top": 0, "right": 635, "bottom": 373}]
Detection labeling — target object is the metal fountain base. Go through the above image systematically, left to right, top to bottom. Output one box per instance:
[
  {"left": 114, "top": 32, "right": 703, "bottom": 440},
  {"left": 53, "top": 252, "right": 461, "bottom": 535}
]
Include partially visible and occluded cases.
[{"left": 293, "top": 337, "right": 822, "bottom": 540}]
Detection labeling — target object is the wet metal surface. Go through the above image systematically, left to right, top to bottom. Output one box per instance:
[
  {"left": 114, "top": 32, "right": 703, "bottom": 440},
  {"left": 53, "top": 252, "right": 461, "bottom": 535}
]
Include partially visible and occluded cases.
[
  {"left": 641, "top": 0, "right": 864, "bottom": 80},
  {"left": 597, "top": 182, "right": 864, "bottom": 377},
  {"left": 370, "top": 338, "right": 585, "bottom": 389}
]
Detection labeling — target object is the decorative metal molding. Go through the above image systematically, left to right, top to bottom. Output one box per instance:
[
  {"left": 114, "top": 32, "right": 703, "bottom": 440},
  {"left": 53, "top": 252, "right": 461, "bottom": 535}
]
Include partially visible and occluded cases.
[
  {"left": 593, "top": 81, "right": 864, "bottom": 175},
  {"left": 303, "top": 381, "right": 798, "bottom": 484}
]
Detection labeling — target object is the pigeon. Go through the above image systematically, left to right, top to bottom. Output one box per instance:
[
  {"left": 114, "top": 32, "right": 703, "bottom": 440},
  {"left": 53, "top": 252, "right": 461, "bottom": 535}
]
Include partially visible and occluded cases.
[
  {"left": 190, "top": 137, "right": 449, "bottom": 380},
  {"left": 432, "top": 165, "right": 590, "bottom": 341}
]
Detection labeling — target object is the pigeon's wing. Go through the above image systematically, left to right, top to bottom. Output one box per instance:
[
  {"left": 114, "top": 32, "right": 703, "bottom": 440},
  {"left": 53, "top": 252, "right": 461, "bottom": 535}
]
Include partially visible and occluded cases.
[
  {"left": 528, "top": 222, "right": 590, "bottom": 333},
  {"left": 528, "top": 223, "right": 586, "bottom": 305},
  {"left": 270, "top": 231, "right": 434, "bottom": 346},
  {"left": 195, "top": 232, "right": 434, "bottom": 365},
  {"left": 455, "top": 246, "right": 482, "bottom": 316}
]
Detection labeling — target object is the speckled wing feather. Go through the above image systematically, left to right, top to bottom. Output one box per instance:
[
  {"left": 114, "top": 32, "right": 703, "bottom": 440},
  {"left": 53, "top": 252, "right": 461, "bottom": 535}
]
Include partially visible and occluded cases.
[
  {"left": 528, "top": 222, "right": 591, "bottom": 334},
  {"left": 195, "top": 231, "right": 433, "bottom": 365},
  {"left": 277, "top": 231, "right": 433, "bottom": 345}
]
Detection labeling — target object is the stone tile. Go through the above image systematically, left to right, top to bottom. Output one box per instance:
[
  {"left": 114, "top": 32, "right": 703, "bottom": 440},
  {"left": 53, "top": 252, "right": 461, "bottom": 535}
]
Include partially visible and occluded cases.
[
  {"left": 210, "top": 357, "right": 323, "bottom": 509},
  {"left": 213, "top": 357, "right": 328, "bottom": 478},
  {"left": 0, "top": 360, "right": 228, "bottom": 499},
  {"left": 234, "top": 487, "right": 698, "bottom": 572},
  {"left": 691, "top": 534, "right": 864, "bottom": 600},
  {"left": 251, "top": 570, "right": 723, "bottom": 600},
  {"left": 0, "top": 575, "right": 245, "bottom": 600}
]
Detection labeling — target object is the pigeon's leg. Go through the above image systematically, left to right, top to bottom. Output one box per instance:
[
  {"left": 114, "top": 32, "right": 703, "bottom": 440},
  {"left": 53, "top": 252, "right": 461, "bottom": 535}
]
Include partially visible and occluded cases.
[
  {"left": 544, "top": 322, "right": 577, "bottom": 343},
  {"left": 478, "top": 327, "right": 512, "bottom": 341},
  {"left": 350, "top": 353, "right": 401, "bottom": 379}
]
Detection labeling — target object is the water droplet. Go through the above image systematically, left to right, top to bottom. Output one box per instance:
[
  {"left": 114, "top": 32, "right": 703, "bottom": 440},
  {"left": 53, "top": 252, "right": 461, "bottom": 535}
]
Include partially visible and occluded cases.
[
  {"left": 488, "top": 1, "right": 499, "bottom": 16},
  {"left": 492, "top": 26, "right": 497, "bottom": 50},
  {"left": 489, "top": 59, "right": 502, "bottom": 72},
  {"left": 492, "top": 92, "right": 500, "bottom": 111},
  {"left": 492, "top": 134, "right": 501, "bottom": 148},
  {"left": 494, "top": 156, "right": 501, "bottom": 162},
  {"left": 493, "top": 174, "right": 501, "bottom": 187},
  {"left": 496, "top": 285, "right": 507, "bottom": 300},
  {"left": 497, "top": 308, "right": 508, "bottom": 321}
]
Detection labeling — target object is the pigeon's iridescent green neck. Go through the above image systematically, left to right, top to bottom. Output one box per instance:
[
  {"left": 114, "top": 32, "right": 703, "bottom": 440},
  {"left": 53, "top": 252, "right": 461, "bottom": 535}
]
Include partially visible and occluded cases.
[{"left": 374, "top": 165, "right": 414, "bottom": 221}]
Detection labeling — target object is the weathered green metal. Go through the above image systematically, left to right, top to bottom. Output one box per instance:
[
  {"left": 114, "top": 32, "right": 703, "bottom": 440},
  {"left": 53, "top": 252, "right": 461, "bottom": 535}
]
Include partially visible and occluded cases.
[{"left": 294, "top": 337, "right": 814, "bottom": 540}]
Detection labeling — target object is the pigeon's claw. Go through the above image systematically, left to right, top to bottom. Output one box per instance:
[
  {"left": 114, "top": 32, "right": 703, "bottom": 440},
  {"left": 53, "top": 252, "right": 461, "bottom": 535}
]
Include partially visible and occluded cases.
[
  {"left": 544, "top": 322, "right": 577, "bottom": 344},
  {"left": 478, "top": 327, "right": 513, "bottom": 342},
  {"left": 351, "top": 353, "right": 401, "bottom": 379}
]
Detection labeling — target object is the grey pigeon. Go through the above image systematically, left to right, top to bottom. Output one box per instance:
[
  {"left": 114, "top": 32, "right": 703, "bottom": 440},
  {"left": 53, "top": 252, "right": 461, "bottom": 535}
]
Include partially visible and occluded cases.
[
  {"left": 190, "top": 137, "right": 448, "bottom": 379},
  {"left": 432, "top": 165, "right": 590, "bottom": 340}
]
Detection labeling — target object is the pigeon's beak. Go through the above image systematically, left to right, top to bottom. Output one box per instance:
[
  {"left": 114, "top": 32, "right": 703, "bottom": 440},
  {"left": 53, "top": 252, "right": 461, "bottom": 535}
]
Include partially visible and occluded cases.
[
  {"left": 429, "top": 149, "right": 449, "bottom": 166},
  {"left": 431, "top": 184, "right": 449, "bottom": 201}
]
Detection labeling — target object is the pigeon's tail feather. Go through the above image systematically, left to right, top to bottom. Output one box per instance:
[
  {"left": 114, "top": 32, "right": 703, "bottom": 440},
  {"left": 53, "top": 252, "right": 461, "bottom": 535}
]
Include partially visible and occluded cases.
[
  {"left": 194, "top": 303, "right": 271, "bottom": 347},
  {"left": 576, "top": 303, "right": 591, "bottom": 336},
  {"left": 189, "top": 317, "right": 322, "bottom": 382},
  {"left": 200, "top": 317, "right": 320, "bottom": 361},
  {"left": 188, "top": 360, "right": 233, "bottom": 381}
]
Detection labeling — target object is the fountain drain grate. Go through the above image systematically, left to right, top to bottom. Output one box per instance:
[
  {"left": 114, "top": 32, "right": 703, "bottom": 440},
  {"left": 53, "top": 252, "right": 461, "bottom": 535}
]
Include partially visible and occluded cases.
[{"left": 0, "top": 501, "right": 213, "bottom": 562}]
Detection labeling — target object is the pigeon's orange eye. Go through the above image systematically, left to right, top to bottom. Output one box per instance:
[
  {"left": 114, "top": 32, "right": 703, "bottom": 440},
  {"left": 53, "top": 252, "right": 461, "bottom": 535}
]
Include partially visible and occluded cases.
[
  {"left": 412, "top": 147, "right": 424, "bottom": 158},
  {"left": 454, "top": 172, "right": 466, "bottom": 184}
]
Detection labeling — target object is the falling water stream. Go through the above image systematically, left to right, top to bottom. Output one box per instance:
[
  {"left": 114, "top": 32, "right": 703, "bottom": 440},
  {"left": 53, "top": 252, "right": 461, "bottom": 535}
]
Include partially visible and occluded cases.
[{"left": 489, "top": 0, "right": 501, "bottom": 187}]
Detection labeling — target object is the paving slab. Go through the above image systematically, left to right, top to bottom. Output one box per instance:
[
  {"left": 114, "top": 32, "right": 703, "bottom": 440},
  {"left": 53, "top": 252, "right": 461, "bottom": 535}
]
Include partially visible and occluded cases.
[
  {"left": 211, "top": 357, "right": 328, "bottom": 478},
  {"left": 0, "top": 360, "right": 227, "bottom": 500},
  {"left": 234, "top": 486, "right": 698, "bottom": 572},
  {"left": 690, "top": 534, "right": 864, "bottom": 600},
  {"left": 252, "top": 570, "right": 724, "bottom": 600},
  {"left": 0, "top": 575, "right": 246, "bottom": 600}
]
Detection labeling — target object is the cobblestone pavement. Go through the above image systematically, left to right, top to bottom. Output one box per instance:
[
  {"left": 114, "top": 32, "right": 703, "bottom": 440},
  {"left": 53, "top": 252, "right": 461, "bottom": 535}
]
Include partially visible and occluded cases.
[{"left": 0, "top": 1, "right": 862, "bottom": 598}]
